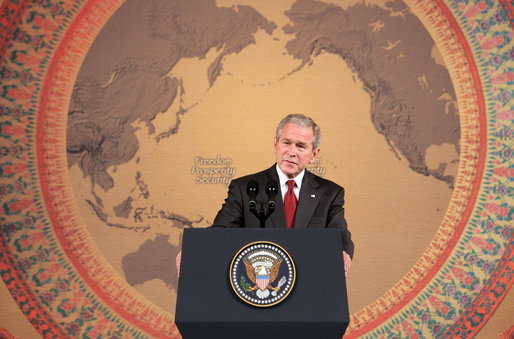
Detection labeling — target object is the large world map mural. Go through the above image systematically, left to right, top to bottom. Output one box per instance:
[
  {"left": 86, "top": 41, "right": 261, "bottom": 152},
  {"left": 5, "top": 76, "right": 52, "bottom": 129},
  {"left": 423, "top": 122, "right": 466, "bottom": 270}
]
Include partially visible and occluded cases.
[{"left": 1, "top": 0, "right": 513, "bottom": 338}]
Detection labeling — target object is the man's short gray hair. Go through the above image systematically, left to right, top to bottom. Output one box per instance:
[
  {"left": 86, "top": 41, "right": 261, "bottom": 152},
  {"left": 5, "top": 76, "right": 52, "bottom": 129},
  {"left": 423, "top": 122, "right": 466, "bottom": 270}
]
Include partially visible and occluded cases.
[{"left": 275, "top": 114, "right": 322, "bottom": 149}]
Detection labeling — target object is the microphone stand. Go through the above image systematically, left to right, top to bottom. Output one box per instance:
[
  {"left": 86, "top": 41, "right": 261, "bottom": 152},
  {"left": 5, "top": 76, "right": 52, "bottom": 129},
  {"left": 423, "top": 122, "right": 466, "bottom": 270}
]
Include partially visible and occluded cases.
[{"left": 249, "top": 202, "right": 269, "bottom": 228}]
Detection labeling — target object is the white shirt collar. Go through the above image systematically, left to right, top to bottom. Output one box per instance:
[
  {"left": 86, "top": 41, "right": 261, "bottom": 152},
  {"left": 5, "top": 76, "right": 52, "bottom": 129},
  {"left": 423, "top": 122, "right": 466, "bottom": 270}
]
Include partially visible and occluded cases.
[{"left": 275, "top": 164, "right": 304, "bottom": 200}]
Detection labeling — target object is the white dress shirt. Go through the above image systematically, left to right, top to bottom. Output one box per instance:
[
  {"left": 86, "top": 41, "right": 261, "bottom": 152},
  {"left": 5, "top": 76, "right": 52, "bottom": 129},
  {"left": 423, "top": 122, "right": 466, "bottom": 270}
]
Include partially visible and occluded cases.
[{"left": 275, "top": 164, "right": 305, "bottom": 201}]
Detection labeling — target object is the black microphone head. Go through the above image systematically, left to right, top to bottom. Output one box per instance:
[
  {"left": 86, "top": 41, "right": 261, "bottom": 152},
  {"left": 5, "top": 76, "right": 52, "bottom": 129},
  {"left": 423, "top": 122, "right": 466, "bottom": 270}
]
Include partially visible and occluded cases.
[
  {"left": 265, "top": 179, "right": 278, "bottom": 213},
  {"left": 266, "top": 179, "right": 278, "bottom": 198},
  {"left": 247, "top": 180, "right": 259, "bottom": 196},
  {"left": 247, "top": 180, "right": 259, "bottom": 210}
]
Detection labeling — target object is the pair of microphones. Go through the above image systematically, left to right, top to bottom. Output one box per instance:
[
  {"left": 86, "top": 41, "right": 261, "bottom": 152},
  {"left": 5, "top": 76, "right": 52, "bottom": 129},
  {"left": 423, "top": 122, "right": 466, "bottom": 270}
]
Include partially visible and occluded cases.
[{"left": 246, "top": 180, "right": 278, "bottom": 227}]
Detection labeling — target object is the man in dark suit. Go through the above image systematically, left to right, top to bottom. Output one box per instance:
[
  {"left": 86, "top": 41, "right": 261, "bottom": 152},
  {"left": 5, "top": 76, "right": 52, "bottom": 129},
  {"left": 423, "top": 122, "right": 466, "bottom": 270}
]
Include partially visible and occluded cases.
[{"left": 211, "top": 114, "right": 354, "bottom": 276}]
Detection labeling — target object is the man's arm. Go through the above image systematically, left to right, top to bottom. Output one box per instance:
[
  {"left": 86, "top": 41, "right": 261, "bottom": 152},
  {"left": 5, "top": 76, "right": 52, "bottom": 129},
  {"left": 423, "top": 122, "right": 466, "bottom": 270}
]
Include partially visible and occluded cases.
[
  {"left": 325, "top": 186, "right": 354, "bottom": 277},
  {"left": 326, "top": 186, "right": 354, "bottom": 259}
]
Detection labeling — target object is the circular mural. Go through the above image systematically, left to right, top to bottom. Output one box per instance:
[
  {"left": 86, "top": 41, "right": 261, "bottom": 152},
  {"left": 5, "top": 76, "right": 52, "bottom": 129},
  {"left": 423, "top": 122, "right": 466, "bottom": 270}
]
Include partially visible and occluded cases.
[
  {"left": 0, "top": 0, "right": 512, "bottom": 338},
  {"left": 68, "top": 0, "right": 461, "bottom": 315}
]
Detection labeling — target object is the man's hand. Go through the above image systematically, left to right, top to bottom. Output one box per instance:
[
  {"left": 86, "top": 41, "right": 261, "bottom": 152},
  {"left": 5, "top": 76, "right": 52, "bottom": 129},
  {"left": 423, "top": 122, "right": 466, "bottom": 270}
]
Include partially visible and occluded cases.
[
  {"left": 343, "top": 250, "right": 351, "bottom": 277},
  {"left": 176, "top": 251, "right": 182, "bottom": 277}
]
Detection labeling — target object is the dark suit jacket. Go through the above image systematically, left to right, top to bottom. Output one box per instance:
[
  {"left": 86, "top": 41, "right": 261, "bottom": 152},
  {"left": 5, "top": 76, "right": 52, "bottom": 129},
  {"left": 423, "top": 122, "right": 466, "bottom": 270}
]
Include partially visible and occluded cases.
[{"left": 212, "top": 165, "right": 354, "bottom": 258}]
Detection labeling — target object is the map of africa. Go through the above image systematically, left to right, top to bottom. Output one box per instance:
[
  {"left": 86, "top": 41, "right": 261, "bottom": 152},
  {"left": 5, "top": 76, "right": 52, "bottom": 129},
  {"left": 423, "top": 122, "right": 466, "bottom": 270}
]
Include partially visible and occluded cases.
[{"left": 67, "top": 0, "right": 459, "bottom": 313}]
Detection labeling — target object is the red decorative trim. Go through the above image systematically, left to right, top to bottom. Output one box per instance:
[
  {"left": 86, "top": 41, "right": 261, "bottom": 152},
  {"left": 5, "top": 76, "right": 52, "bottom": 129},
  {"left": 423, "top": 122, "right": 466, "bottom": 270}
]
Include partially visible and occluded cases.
[
  {"left": 0, "top": 0, "right": 30, "bottom": 64},
  {"left": 498, "top": 0, "right": 514, "bottom": 30},
  {"left": 0, "top": 1, "right": 69, "bottom": 336},
  {"left": 443, "top": 233, "right": 514, "bottom": 337},
  {"left": 0, "top": 234, "right": 69, "bottom": 338},
  {"left": 499, "top": 325, "right": 514, "bottom": 339},
  {"left": 0, "top": 327, "right": 19, "bottom": 339}
]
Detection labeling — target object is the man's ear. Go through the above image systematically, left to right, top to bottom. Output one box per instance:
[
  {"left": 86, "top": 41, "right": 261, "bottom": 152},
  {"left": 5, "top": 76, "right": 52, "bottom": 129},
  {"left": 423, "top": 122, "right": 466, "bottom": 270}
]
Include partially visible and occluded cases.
[{"left": 310, "top": 148, "right": 320, "bottom": 163}]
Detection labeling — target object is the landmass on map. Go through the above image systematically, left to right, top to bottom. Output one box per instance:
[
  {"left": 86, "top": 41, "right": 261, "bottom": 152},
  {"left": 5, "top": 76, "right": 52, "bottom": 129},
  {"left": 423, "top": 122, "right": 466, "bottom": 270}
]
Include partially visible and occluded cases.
[
  {"left": 67, "top": 0, "right": 276, "bottom": 232},
  {"left": 283, "top": 0, "right": 459, "bottom": 186},
  {"left": 122, "top": 234, "right": 180, "bottom": 288}
]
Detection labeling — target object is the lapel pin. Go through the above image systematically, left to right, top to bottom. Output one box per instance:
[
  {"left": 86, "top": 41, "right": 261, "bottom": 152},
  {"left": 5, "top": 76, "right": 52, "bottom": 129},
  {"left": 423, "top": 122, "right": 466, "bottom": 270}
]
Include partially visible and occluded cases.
[{"left": 311, "top": 194, "right": 316, "bottom": 198}]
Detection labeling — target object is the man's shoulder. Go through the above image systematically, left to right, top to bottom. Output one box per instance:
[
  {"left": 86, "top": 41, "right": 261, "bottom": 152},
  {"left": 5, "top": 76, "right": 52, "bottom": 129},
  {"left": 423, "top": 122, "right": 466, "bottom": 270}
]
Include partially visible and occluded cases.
[{"left": 305, "top": 170, "right": 344, "bottom": 191}]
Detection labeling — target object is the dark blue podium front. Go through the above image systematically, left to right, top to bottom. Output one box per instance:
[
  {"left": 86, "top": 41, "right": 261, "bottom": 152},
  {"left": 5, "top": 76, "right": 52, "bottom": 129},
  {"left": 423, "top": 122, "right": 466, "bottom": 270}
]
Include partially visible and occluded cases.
[{"left": 175, "top": 228, "right": 349, "bottom": 339}]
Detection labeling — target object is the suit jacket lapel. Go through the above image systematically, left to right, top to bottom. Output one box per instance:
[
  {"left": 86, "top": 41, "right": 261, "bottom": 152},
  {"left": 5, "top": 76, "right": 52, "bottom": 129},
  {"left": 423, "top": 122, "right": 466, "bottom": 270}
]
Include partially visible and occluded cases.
[{"left": 294, "top": 171, "right": 320, "bottom": 228}]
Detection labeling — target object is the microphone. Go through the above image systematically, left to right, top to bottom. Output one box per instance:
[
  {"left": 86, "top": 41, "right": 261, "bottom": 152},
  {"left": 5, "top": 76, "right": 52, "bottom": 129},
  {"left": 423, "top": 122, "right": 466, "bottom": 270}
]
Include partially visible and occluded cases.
[
  {"left": 266, "top": 179, "right": 278, "bottom": 210},
  {"left": 247, "top": 180, "right": 259, "bottom": 210}
]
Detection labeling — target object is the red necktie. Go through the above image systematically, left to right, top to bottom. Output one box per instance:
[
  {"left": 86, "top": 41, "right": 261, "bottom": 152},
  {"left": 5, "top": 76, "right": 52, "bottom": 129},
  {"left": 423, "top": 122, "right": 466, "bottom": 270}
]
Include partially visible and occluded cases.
[{"left": 284, "top": 180, "right": 297, "bottom": 228}]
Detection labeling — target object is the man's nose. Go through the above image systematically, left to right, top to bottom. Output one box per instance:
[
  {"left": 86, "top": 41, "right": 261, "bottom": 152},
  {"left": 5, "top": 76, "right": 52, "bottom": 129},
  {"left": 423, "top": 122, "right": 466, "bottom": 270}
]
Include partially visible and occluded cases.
[{"left": 286, "top": 144, "right": 297, "bottom": 156}]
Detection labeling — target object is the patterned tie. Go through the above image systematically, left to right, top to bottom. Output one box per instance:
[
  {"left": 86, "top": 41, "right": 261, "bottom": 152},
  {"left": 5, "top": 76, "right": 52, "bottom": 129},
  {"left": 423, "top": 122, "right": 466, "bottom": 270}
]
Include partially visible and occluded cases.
[{"left": 284, "top": 180, "right": 297, "bottom": 228}]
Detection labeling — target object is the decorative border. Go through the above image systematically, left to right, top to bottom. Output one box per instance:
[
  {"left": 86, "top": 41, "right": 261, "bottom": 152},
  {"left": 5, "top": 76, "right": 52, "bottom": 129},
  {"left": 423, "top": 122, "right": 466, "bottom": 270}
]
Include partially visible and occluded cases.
[
  {"left": 0, "top": 0, "right": 512, "bottom": 338},
  {"left": 0, "top": 0, "right": 30, "bottom": 61},
  {"left": 0, "top": 0, "right": 155, "bottom": 337},
  {"left": 36, "top": 0, "right": 177, "bottom": 337},
  {"left": 498, "top": 0, "right": 514, "bottom": 30},
  {"left": 0, "top": 327, "right": 19, "bottom": 339}
]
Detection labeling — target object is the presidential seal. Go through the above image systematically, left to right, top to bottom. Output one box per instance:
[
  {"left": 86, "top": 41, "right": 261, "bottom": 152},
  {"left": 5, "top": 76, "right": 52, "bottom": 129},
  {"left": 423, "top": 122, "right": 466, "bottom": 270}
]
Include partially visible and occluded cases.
[{"left": 230, "top": 241, "right": 295, "bottom": 307}]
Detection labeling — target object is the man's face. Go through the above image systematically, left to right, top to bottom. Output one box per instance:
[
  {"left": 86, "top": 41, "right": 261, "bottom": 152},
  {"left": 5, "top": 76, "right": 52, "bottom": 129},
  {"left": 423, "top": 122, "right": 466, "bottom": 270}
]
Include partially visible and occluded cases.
[{"left": 274, "top": 123, "right": 320, "bottom": 178}]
